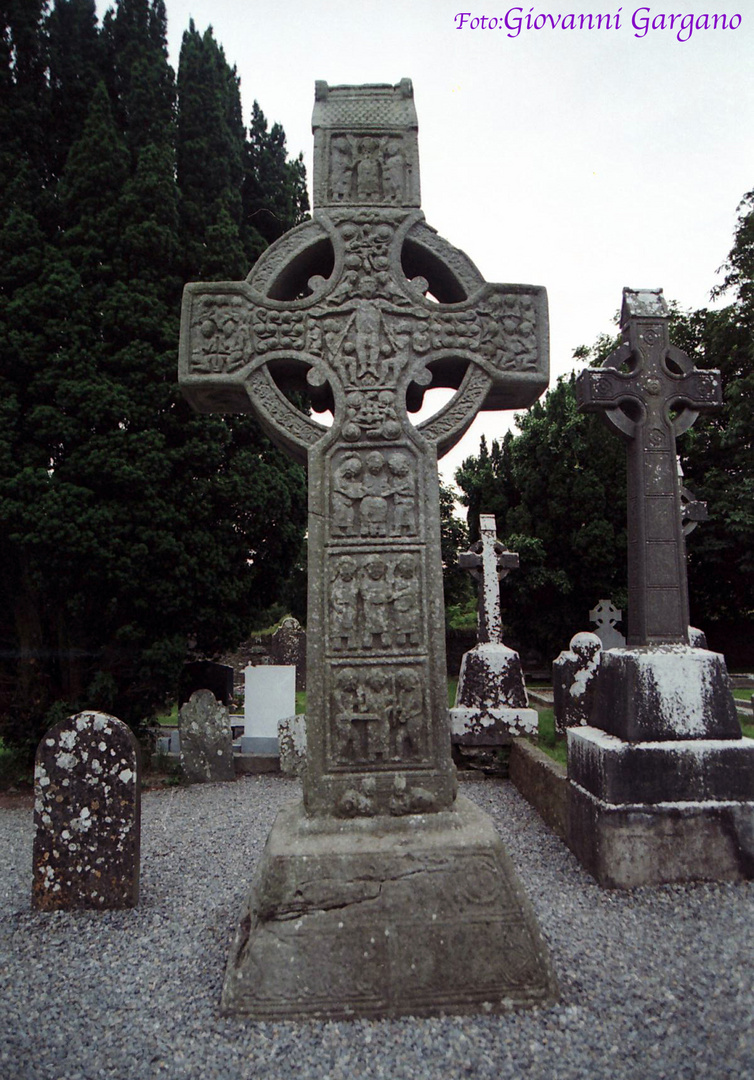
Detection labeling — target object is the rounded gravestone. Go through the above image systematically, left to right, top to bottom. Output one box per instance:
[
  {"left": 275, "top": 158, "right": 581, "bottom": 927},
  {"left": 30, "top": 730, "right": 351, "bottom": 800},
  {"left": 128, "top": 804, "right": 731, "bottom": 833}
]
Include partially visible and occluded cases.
[
  {"left": 179, "top": 688, "right": 235, "bottom": 783},
  {"left": 32, "top": 711, "right": 141, "bottom": 911}
]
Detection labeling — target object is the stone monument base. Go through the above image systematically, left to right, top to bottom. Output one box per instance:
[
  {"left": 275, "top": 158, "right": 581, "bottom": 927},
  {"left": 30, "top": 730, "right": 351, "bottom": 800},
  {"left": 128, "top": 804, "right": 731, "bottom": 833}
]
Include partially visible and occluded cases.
[
  {"left": 451, "top": 642, "right": 537, "bottom": 745},
  {"left": 449, "top": 706, "right": 538, "bottom": 744},
  {"left": 568, "top": 726, "right": 754, "bottom": 887},
  {"left": 221, "top": 796, "right": 558, "bottom": 1019}
]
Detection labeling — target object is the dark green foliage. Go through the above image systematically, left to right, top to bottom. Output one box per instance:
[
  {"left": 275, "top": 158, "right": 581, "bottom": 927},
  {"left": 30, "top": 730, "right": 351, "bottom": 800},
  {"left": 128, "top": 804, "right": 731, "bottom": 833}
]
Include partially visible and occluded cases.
[
  {"left": 0, "top": 1, "right": 309, "bottom": 751},
  {"left": 176, "top": 21, "right": 246, "bottom": 279},
  {"left": 244, "top": 101, "right": 309, "bottom": 260},
  {"left": 675, "top": 193, "right": 754, "bottom": 634},
  {"left": 456, "top": 378, "right": 627, "bottom": 660},
  {"left": 439, "top": 481, "right": 473, "bottom": 614}
]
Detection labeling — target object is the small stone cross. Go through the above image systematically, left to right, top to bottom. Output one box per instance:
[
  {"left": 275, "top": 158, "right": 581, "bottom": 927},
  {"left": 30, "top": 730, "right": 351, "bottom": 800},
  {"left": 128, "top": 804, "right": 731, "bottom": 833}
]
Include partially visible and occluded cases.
[
  {"left": 179, "top": 81, "right": 549, "bottom": 817},
  {"left": 576, "top": 289, "right": 721, "bottom": 646},
  {"left": 459, "top": 514, "right": 518, "bottom": 644},
  {"left": 589, "top": 598, "right": 625, "bottom": 648}
]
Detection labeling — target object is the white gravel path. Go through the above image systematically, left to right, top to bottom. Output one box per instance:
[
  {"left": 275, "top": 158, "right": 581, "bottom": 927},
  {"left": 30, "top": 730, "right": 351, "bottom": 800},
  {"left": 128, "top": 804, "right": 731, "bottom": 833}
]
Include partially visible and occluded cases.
[{"left": 1, "top": 775, "right": 753, "bottom": 1080}]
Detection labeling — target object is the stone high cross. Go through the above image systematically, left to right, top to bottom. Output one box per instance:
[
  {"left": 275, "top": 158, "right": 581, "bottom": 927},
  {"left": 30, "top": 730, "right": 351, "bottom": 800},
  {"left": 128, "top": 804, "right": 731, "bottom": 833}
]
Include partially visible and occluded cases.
[
  {"left": 179, "top": 80, "right": 549, "bottom": 818},
  {"left": 576, "top": 289, "right": 721, "bottom": 647},
  {"left": 459, "top": 514, "right": 518, "bottom": 645}
]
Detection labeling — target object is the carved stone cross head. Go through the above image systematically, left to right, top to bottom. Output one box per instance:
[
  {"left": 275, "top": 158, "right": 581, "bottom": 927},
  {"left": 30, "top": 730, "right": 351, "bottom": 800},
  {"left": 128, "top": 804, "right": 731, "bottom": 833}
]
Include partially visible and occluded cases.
[
  {"left": 179, "top": 81, "right": 549, "bottom": 817},
  {"left": 576, "top": 288, "right": 722, "bottom": 646},
  {"left": 459, "top": 514, "right": 518, "bottom": 645},
  {"left": 589, "top": 598, "right": 622, "bottom": 632}
]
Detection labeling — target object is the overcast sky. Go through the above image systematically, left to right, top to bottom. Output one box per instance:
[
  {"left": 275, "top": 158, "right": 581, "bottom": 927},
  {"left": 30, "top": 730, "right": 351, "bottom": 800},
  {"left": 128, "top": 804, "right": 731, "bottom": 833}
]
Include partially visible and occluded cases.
[{"left": 111, "top": 0, "right": 754, "bottom": 483}]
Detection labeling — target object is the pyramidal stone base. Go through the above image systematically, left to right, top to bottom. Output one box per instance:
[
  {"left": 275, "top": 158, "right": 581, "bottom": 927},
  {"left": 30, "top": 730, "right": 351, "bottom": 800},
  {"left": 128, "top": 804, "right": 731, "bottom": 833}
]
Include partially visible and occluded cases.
[
  {"left": 450, "top": 643, "right": 538, "bottom": 745},
  {"left": 221, "top": 795, "right": 558, "bottom": 1019}
]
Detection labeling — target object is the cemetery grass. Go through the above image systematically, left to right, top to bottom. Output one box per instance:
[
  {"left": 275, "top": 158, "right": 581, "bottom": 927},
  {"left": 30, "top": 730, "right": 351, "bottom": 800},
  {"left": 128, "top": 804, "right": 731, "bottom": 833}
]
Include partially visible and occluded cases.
[{"left": 534, "top": 708, "right": 568, "bottom": 767}]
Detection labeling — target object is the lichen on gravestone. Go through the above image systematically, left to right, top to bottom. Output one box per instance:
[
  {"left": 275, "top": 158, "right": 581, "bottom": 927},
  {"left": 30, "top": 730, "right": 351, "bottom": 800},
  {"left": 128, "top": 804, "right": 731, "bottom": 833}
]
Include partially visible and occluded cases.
[
  {"left": 178, "top": 688, "right": 235, "bottom": 783},
  {"left": 31, "top": 711, "right": 141, "bottom": 911}
]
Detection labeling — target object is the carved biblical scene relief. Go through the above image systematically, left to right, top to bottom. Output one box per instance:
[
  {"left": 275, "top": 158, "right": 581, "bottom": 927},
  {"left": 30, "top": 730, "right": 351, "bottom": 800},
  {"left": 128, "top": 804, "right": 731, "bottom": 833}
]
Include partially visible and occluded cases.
[
  {"left": 327, "top": 132, "right": 415, "bottom": 206},
  {"left": 329, "top": 447, "right": 418, "bottom": 539},
  {"left": 328, "top": 550, "right": 423, "bottom": 653},
  {"left": 329, "top": 662, "right": 428, "bottom": 768}
]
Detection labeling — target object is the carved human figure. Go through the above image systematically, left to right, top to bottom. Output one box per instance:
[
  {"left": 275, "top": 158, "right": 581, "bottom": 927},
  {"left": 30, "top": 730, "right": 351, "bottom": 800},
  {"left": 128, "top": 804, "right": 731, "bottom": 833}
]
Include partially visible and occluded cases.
[
  {"left": 330, "top": 136, "right": 353, "bottom": 200},
  {"left": 355, "top": 138, "right": 381, "bottom": 199},
  {"left": 383, "top": 139, "right": 405, "bottom": 202},
  {"left": 353, "top": 298, "right": 383, "bottom": 381},
  {"left": 360, "top": 452, "right": 391, "bottom": 536},
  {"left": 387, "top": 454, "right": 415, "bottom": 535},
  {"left": 332, "top": 456, "right": 364, "bottom": 536},
  {"left": 392, "top": 556, "right": 421, "bottom": 646},
  {"left": 330, "top": 557, "right": 360, "bottom": 649},
  {"left": 361, "top": 557, "right": 390, "bottom": 648},
  {"left": 334, "top": 667, "right": 363, "bottom": 760},
  {"left": 389, "top": 669, "right": 423, "bottom": 758},
  {"left": 365, "top": 670, "right": 389, "bottom": 760}
]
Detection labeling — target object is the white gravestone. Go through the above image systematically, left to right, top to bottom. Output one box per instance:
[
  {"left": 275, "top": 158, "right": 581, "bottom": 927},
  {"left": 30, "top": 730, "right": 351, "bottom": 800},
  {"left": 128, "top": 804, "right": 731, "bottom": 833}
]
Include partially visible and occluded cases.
[{"left": 243, "top": 665, "right": 296, "bottom": 754}]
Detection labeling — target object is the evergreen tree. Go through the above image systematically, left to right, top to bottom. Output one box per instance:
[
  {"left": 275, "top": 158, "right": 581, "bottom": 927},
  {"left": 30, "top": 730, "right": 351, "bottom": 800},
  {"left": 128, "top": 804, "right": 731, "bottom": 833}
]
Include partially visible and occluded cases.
[
  {"left": 46, "top": 0, "right": 105, "bottom": 180},
  {"left": 0, "top": 5, "right": 310, "bottom": 751},
  {"left": 176, "top": 22, "right": 246, "bottom": 279},
  {"left": 244, "top": 101, "right": 309, "bottom": 259},
  {"left": 678, "top": 192, "right": 754, "bottom": 633}
]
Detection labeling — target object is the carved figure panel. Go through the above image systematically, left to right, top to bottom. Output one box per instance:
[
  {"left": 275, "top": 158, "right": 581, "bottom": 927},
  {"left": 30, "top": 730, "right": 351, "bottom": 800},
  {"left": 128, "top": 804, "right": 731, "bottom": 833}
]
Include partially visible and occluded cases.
[
  {"left": 326, "top": 133, "right": 416, "bottom": 206},
  {"left": 189, "top": 295, "right": 250, "bottom": 375},
  {"left": 330, "top": 447, "right": 419, "bottom": 540},
  {"left": 328, "top": 550, "right": 424, "bottom": 653},
  {"left": 329, "top": 663, "right": 427, "bottom": 769}
]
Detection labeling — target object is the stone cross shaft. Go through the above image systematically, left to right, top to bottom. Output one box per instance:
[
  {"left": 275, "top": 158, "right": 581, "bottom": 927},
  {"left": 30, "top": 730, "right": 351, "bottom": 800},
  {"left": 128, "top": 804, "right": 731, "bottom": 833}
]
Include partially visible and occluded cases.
[
  {"left": 179, "top": 81, "right": 549, "bottom": 818},
  {"left": 576, "top": 289, "right": 721, "bottom": 646},
  {"left": 459, "top": 514, "right": 518, "bottom": 644}
]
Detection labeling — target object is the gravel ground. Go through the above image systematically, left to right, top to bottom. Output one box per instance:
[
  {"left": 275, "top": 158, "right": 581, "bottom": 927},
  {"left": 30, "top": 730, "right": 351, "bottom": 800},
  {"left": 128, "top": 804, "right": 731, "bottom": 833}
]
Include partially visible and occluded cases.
[{"left": 1, "top": 774, "right": 753, "bottom": 1080}]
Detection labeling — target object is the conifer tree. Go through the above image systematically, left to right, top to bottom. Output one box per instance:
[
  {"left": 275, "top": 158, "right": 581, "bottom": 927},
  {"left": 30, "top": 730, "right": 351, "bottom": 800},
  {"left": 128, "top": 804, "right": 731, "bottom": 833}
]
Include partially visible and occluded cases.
[{"left": 0, "top": 3, "right": 309, "bottom": 749}]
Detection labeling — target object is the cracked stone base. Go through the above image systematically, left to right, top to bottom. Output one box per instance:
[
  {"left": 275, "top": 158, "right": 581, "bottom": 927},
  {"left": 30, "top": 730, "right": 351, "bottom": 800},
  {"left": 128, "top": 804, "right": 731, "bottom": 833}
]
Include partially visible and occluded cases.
[{"left": 221, "top": 796, "right": 558, "bottom": 1019}]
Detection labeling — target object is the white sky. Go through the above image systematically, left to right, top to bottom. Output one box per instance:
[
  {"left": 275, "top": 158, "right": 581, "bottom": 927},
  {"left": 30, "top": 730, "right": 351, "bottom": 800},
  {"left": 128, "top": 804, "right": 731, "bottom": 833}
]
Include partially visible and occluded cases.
[{"left": 112, "top": 0, "right": 754, "bottom": 483}]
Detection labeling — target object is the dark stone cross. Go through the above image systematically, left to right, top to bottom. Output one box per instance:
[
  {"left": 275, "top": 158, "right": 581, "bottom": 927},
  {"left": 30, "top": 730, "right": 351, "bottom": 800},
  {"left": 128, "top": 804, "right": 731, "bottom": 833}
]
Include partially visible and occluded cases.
[
  {"left": 180, "top": 80, "right": 549, "bottom": 818},
  {"left": 576, "top": 288, "right": 721, "bottom": 647},
  {"left": 459, "top": 514, "right": 518, "bottom": 644}
]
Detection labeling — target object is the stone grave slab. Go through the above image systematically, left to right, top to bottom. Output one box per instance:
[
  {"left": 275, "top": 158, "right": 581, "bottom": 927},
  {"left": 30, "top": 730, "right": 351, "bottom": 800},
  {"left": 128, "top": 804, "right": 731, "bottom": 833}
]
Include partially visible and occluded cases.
[
  {"left": 179, "top": 79, "right": 556, "bottom": 1018},
  {"left": 570, "top": 288, "right": 754, "bottom": 886},
  {"left": 450, "top": 515, "right": 537, "bottom": 744},
  {"left": 271, "top": 617, "right": 307, "bottom": 689},
  {"left": 243, "top": 664, "right": 295, "bottom": 754},
  {"left": 179, "top": 689, "right": 235, "bottom": 783},
  {"left": 32, "top": 711, "right": 140, "bottom": 911},
  {"left": 278, "top": 713, "right": 307, "bottom": 776}
]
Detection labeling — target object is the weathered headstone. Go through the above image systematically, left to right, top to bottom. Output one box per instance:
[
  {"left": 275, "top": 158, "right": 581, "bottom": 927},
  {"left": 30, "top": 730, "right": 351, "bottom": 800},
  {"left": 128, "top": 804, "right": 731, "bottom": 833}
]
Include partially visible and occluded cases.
[
  {"left": 180, "top": 79, "right": 556, "bottom": 1018},
  {"left": 569, "top": 288, "right": 754, "bottom": 887},
  {"left": 450, "top": 514, "right": 538, "bottom": 743},
  {"left": 588, "top": 599, "right": 625, "bottom": 648},
  {"left": 270, "top": 617, "right": 307, "bottom": 689},
  {"left": 552, "top": 632, "right": 602, "bottom": 734},
  {"left": 178, "top": 660, "right": 235, "bottom": 707},
  {"left": 242, "top": 664, "right": 295, "bottom": 754},
  {"left": 179, "top": 689, "right": 235, "bottom": 783},
  {"left": 32, "top": 711, "right": 140, "bottom": 910},
  {"left": 278, "top": 712, "right": 307, "bottom": 776}
]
